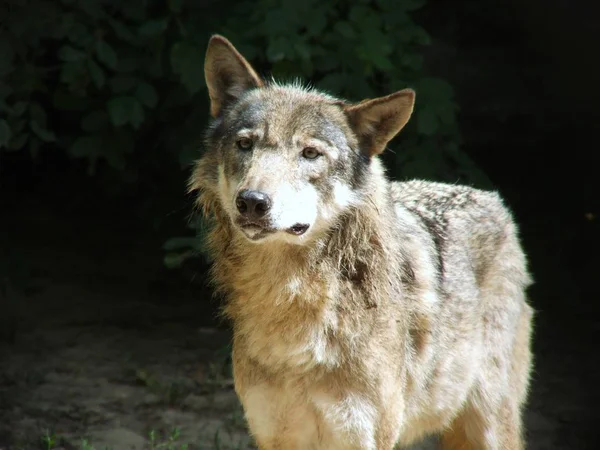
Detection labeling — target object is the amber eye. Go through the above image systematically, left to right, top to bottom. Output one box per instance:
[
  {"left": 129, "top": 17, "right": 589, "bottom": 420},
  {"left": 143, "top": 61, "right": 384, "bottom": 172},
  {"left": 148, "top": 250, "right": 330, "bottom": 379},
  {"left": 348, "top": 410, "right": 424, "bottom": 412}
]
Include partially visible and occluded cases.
[
  {"left": 236, "top": 137, "right": 253, "bottom": 150},
  {"left": 302, "top": 147, "right": 320, "bottom": 159}
]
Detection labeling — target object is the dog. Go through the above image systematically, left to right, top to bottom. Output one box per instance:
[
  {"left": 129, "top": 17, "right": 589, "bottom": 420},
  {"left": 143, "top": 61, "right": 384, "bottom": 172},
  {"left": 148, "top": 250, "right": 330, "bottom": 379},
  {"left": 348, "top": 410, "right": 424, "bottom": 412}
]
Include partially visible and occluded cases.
[{"left": 188, "top": 35, "right": 534, "bottom": 450}]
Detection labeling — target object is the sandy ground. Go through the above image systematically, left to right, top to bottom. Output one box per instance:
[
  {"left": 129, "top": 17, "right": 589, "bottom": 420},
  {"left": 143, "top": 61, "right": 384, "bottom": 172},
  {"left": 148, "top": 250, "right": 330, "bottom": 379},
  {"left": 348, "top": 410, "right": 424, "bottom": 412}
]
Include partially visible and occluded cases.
[{"left": 0, "top": 205, "right": 597, "bottom": 450}]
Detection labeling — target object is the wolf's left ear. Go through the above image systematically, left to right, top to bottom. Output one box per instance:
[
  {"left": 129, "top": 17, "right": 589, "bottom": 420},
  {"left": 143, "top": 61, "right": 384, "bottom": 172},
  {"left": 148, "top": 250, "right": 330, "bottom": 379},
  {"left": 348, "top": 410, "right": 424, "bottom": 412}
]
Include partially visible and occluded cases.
[
  {"left": 205, "top": 35, "right": 264, "bottom": 117},
  {"left": 344, "top": 89, "right": 415, "bottom": 157}
]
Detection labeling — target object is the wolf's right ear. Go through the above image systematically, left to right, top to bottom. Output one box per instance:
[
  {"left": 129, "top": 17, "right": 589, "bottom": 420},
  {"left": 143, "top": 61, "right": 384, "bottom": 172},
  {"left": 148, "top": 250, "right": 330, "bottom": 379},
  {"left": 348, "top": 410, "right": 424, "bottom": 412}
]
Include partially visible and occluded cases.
[
  {"left": 205, "top": 35, "right": 263, "bottom": 117},
  {"left": 344, "top": 89, "right": 415, "bottom": 157}
]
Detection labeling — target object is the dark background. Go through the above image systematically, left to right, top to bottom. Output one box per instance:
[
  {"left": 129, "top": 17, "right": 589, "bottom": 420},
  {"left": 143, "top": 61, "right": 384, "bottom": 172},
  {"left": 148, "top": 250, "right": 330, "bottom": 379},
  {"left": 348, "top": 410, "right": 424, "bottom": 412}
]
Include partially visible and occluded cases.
[{"left": 1, "top": 0, "right": 598, "bottom": 448}]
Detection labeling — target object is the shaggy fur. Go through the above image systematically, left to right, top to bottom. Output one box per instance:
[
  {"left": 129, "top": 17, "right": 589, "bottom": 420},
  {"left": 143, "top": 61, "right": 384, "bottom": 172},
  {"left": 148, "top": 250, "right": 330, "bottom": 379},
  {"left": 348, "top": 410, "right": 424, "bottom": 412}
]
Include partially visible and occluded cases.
[{"left": 189, "top": 35, "right": 534, "bottom": 449}]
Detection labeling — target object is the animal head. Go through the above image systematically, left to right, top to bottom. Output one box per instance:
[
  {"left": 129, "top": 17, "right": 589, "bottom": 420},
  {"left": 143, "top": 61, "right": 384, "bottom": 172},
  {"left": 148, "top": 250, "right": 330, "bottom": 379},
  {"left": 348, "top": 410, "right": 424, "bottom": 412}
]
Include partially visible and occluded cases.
[{"left": 190, "top": 35, "right": 415, "bottom": 245}]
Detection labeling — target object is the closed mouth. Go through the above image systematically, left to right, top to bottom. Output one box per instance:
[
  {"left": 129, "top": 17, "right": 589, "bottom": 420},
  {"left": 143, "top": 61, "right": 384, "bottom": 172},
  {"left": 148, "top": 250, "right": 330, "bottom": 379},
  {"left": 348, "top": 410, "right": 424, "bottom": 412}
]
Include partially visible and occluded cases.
[
  {"left": 236, "top": 220, "right": 275, "bottom": 240},
  {"left": 236, "top": 220, "right": 310, "bottom": 239},
  {"left": 238, "top": 221, "right": 272, "bottom": 230}
]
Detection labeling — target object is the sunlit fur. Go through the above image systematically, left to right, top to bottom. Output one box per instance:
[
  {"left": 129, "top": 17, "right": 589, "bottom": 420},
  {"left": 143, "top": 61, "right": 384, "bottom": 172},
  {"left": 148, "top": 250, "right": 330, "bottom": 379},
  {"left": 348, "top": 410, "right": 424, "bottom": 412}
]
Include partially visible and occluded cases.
[{"left": 189, "top": 35, "right": 534, "bottom": 450}]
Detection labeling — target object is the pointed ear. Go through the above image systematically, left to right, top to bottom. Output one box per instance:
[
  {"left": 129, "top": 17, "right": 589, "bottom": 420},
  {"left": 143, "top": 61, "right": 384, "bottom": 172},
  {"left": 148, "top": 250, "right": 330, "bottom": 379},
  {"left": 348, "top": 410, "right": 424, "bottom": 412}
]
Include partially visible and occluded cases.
[
  {"left": 204, "top": 35, "right": 263, "bottom": 117},
  {"left": 344, "top": 89, "right": 416, "bottom": 157}
]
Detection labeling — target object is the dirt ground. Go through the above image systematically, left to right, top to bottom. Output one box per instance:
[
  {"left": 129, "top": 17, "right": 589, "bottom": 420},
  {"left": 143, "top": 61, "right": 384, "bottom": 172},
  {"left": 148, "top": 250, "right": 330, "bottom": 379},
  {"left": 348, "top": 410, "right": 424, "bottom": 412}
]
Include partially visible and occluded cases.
[{"left": 0, "top": 201, "right": 597, "bottom": 450}]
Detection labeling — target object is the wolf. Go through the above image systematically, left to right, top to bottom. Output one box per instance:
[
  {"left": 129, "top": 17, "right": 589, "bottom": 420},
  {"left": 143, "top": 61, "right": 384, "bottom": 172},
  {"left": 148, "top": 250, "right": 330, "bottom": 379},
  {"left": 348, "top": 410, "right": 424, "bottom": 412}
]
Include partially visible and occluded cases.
[{"left": 189, "top": 35, "right": 534, "bottom": 450}]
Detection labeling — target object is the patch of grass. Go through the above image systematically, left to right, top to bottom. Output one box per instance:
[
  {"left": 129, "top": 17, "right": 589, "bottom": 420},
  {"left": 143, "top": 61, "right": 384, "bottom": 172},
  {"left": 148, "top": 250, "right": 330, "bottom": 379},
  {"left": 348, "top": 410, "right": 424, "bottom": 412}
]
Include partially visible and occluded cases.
[
  {"left": 203, "top": 344, "right": 234, "bottom": 388},
  {"left": 135, "top": 369, "right": 192, "bottom": 407},
  {"left": 224, "top": 408, "right": 246, "bottom": 430},
  {"left": 30, "top": 423, "right": 253, "bottom": 450},
  {"left": 35, "top": 427, "right": 193, "bottom": 450},
  {"left": 212, "top": 427, "right": 247, "bottom": 450},
  {"left": 148, "top": 428, "right": 189, "bottom": 450},
  {"left": 38, "top": 430, "right": 103, "bottom": 450},
  {"left": 40, "top": 430, "right": 57, "bottom": 450},
  {"left": 79, "top": 439, "right": 108, "bottom": 450},
  {"left": 80, "top": 440, "right": 93, "bottom": 450}
]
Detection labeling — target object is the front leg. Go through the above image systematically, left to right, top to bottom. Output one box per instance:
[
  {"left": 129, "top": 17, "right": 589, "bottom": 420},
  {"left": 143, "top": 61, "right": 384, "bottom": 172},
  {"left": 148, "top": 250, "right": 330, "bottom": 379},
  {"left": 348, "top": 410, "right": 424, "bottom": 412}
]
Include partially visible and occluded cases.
[
  {"left": 232, "top": 350, "right": 320, "bottom": 449},
  {"left": 238, "top": 381, "right": 321, "bottom": 449}
]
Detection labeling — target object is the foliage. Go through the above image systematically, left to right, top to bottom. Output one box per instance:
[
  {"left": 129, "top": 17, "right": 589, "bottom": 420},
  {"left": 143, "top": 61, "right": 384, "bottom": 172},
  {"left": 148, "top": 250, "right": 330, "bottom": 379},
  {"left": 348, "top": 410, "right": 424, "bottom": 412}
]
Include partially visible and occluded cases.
[
  {"left": 0, "top": 0, "right": 492, "bottom": 267},
  {"left": 0, "top": 0, "right": 219, "bottom": 191}
]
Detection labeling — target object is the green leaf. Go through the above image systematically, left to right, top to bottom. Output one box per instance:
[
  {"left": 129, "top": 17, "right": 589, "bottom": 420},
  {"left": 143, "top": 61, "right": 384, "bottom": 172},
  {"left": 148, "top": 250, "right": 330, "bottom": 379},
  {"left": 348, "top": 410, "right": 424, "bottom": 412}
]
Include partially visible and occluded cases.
[
  {"left": 78, "top": 0, "right": 105, "bottom": 19},
  {"left": 168, "top": 0, "right": 184, "bottom": 13},
  {"left": 377, "top": 0, "right": 426, "bottom": 12},
  {"left": 403, "top": 0, "right": 427, "bottom": 11},
  {"left": 121, "top": 2, "right": 147, "bottom": 21},
  {"left": 349, "top": 5, "right": 372, "bottom": 24},
  {"left": 263, "top": 10, "right": 295, "bottom": 35},
  {"left": 51, "top": 12, "right": 75, "bottom": 40},
  {"left": 305, "top": 14, "right": 327, "bottom": 36},
  {"left": 108, "top": 18, "right": 138, "bottom": 44},
  {"left": 138, "top": 18, "right": 169, "bottom": 37},
  {"left": 334, "top": 22, "right": 356, "bottom": 39},
  {"left": 67, "top": 23, "right": 92, "bottom": 46},
  {"left": 358, "top": 27, "right": 393, "bottom": 71},
  {"left": 414, "top": 28, "right": 432, "bottom": 46},
  {"left": 267, "top": 37, "right": 292, "bottom": 63},
  {"left": 95, "top": 40, "right": 118, "bottom": 70},
  {"left": 0, "top": 41, "right": 15, "bottom": 77},
  {"left": 293, "top": 41, "right": 311, "bottom": 61},
  {"left": 170, "top": 42, "right": 204, "bottom": 94},
  {"left": 58, "top": 45, "right": 87, "bottom": 62},
  {"left": 369, "top": 52, "right": 394, "bottom": 71},
  {"left": 314, "top": 54, "right": 341, "bottom": 72},
  {"left": 144, "top": 56, "right": 164, "bottom": 78},
  {"left": 117, "top": 57, "right": 142, "bottom": 74},
  {"left": 300, "top": 58, "right": 314, "bottom": 77},
  {"left": 87, "top": 59, "right": 105, "bottom": 88},
  {"left": 60, "top": 61, "right": 86, "bottom": 84},
  {"left": 344, "top": 72, "right": 375, "bottom": 99},
  {"left": 318, "top": 73, "right": 345, "bottom": 93},
  {"left": 109, "top": 75, "right": 137, "bottom": 93},
  {"left": 416, "top": 78, "right": 455, "bottom": 103},
  {"left": 0, "top": 81, "right": 13, "bottom": 99},
  {"left": 134, "top": 82, "right": 158, "bottom": 108},
  {"left": 52, "top": 89, "right": 89, "bottom": 111},
  {"left": 107, "top": 96, "right": 145, "bottom": 129},
  {"left": 107, "top": 97, "right": 130, "bottom": 127},
  {"left": 12, "top": 101, "right": 29, "bottom": 117},
  {"left": 29, "top": 103, "right": 47, "bottom": 129},
  {"left": 438, "top": 104, "right": 457, "bottom": 127},
  {"left": 416, "top": 108, "right": 439, "bottom": 136},
  {"left": 81, "top": 110, "right": 109, "bottom": 132},
  {"left": 12, "top": 118, "right": 26, "bottom": 134},
  {"left": 0, "top": 119, "right": 11, "bottom": 148},
  {"left": 30, "top": 120, "right": 56, "bottom": 142},
  {"left": 7, "top": 133, "right": 28, "bottom": 151},
  {"left": 69, "top": 135, "right": 103, "bottom": 160},
  {"left": 101, "top": 147, "right": 126, "bottom": 170},
  {"left": 162, "top": 237, "right": 201, "bottom": 251},
  {"left": 164, "top": 251, "right": 195, "bottom": 269}
]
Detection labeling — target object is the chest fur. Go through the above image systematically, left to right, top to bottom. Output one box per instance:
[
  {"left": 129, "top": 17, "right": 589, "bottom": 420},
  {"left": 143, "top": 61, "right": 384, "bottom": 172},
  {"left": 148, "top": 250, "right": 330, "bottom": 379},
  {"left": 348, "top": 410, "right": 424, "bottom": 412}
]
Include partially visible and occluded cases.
[
  {"left": 225, "top": 251, "right": 371, "bottom": 370},
  {"left": 233, "top": 293, "right": 343, "bottom": 370},
  {"left": 241, "top": 382, "right": 379, "bottom": 450}
]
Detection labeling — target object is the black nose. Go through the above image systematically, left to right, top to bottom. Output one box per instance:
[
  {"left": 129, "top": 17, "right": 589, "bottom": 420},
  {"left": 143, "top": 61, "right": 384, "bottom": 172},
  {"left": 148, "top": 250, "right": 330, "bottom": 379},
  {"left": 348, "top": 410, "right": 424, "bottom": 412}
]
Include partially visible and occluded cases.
[{"left": 236, "top": 189, "right": 272, "bottom": 220}]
